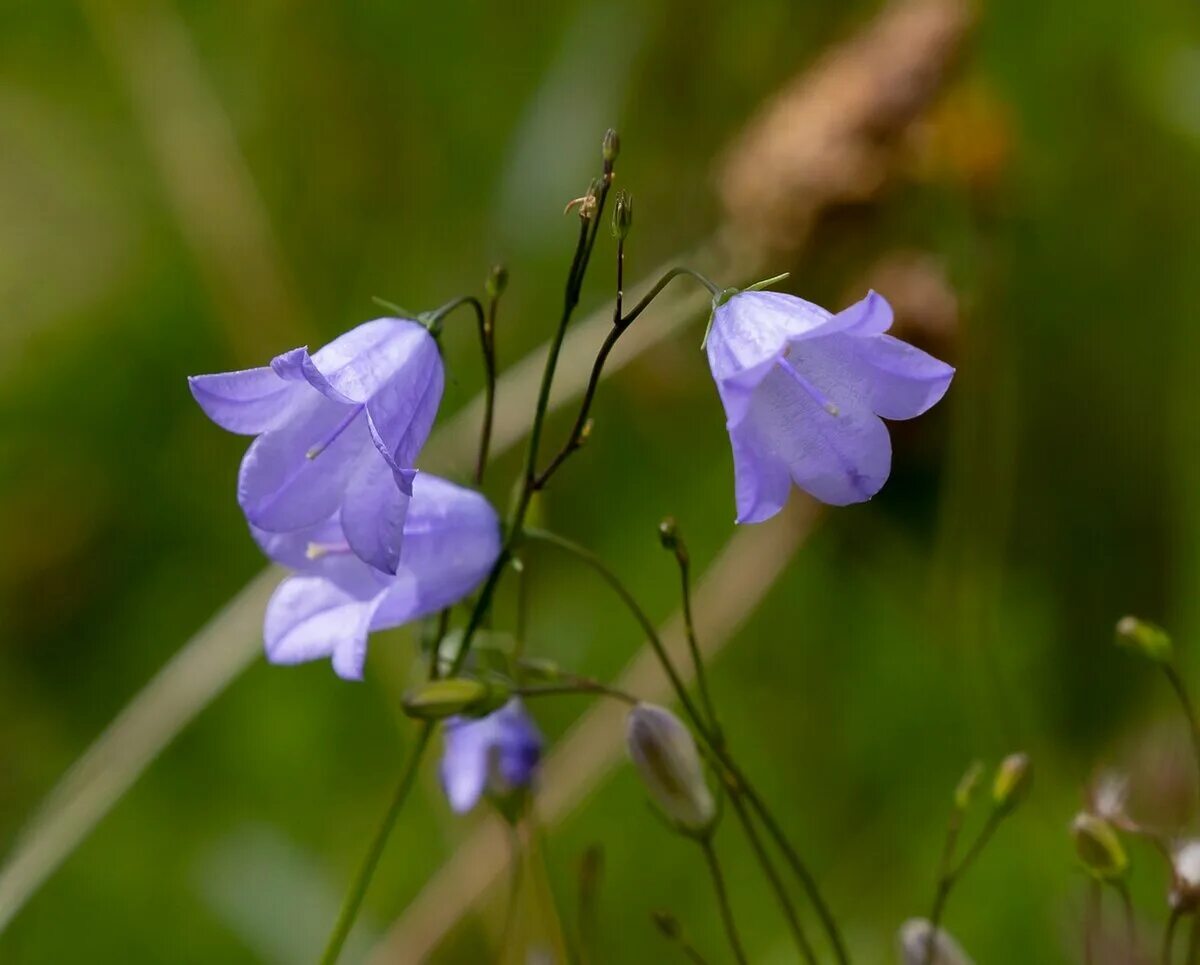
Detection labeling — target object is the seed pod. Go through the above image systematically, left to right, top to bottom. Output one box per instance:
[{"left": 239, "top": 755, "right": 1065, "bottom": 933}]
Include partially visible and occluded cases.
[{"left": 1071, "top": 812, "right": 1128, "bottom": 881}]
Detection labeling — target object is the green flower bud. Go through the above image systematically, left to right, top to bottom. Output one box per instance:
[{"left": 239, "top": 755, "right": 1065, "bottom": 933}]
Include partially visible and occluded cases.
[
  {"left": 602, "top": 128, "right": 621, "bottom": 165},
  {"left": 612, "top": 189, "right": 633, "bottom": 240},
  {"left": 485, "top": 264, "right": 508, "bottom": 299},
  {"left": 1115, "top": 615, "right": 1173, "bottom": 664},
  {"left": 516, "top": 656, "right": 561, "bottom": 682},
  {"left": 402, "top": 677, "right": 488, "bottom": 720},
  {"left": 626, "top": 703, "right": 715, "bottom": 834},
  {"left": 991, "top": 752, "right": 1031, "bottom": 814},
  {"left": 954, "top": 760, "right": 985, "bottom": 811},
  {"left": 1071, "top": 812, "right": 1128, "bottom": 881},
  {"left": 897, "top": 919, "right": 973, "bottom": 965}
]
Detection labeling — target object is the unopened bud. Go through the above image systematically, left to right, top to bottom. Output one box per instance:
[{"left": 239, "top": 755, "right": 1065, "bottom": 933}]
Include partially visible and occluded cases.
[
  {"left": 602, "top": 128, "right": 621, "bottom": 165},
  {"left": 612, "top": 189, "right": 633, "bottom": 240},
  {"left": 485, "top": 264, "right": 508, "bottom": 299},
  {"left": 578, "top": 418, "right": 594, "bottom": 443},
  {"left": 1115, "top": 615, "right": 1173, "bottom": 664},
  {"left": 517, "top": 656, "right": 561, "bottom": 682},
  {"left": 402, "top": 677, "right": 488, "bottom": 720},
  {"left": 626, "top": 703, "right": 715, "bottom": 834},
  {"left": 992, "top": 752, "right": 1031, "bottom": 814},
  {"left": 954, "top": 760, "right": 985, "bottom": 811},
  {"left": 1071, "top": 812, "right": 1128, "bottom": 880},
  {"left": 1173, "top": 840, "right": 1200, "bottom": 909},
  {"left": 896, "top": 919, "right": 973, "bottom": 965}
]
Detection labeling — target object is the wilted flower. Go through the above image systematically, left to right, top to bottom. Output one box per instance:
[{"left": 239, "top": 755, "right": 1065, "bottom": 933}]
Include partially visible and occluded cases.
[
  {"left": 704, "top": 289, "right": 953, "bottom": 521},
  {"left": 190, "top": 317, "right": 444, "bottom": 574},
  {"left": 256, "top": 473, "right": 499, "bottom": 680},
  {"left": 440, "top": 699, "right": 543, "bottom": 813},
  {"left": 626, "top": 703, "right": 715, "bottom": 834},
  {"left": 896, "top": 919, "right": 973, "bottom": 965}
]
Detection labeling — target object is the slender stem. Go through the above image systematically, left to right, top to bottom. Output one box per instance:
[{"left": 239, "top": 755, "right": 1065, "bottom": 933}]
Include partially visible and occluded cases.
[
  {"left": 449, "top": 178, "right": 612, "bottom": 679},
  {"left": 532, "top": 265, "right": 721, "bottom": 491},
  {"left": 475, "top": 292, "right": 499, "bottom": 486},
  {"left": 521, "top": 526, "right": 847, "bottom": 964},
  {"left": 521, "top": 528, "right": 708, "bottom": 729},
  {"left": 673, "top": 544, "right": 721, "bottom": 743},
  {"left": 427, "top": 608, "right": 451, "bottom": 681},
  {"left": 1164, "top": 663, "right": 1200, "bottom": 805},
  {"left": 515, "top": 681, "right": 638, "bottom": 705},
  {"left": 319, "top": 724, "right": 434, "bottom": 965},
  {"left": 726, "top": 788, "right": 817, "bottom": 964},
  {"left": 923, "top": 803, "right": 968, "bottom": 965},
  {"left": 924, "top": 809, "right": 1004, "bottom": 965},
  {"left": 497, "top": 820, "right": 524, "bottom": 961},
  {"left": 699, "top": 838, "right": 748, "bottom": 965},
  {"left": 1114, "top": 879, "right": 1137, "bottom": 961},
  {"left": 1084, "top": 880, "right": 1099, "bottom": 965},
  {"left": 1166, "top": 906, "right": 1183, "bottom": 965},
  {"left": 1187, "top": 912, "right": 1200, "bottom": 965},
  {"left": 653, "top": 914, "right": 712, "bottom": 965}
]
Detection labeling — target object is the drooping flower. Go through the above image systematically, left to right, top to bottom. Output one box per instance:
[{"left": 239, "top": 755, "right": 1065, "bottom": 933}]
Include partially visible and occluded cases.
[
  {"left": 705, "top": 289, "right": 953, "bottom": 522},
  {"left": 189, "top": 317, "right": 444, "bottom": 573},
  {"left": 255, "top": 472, "right": 500, "bottom": 680},
  {"left": 440, "top": 699, "right": 543, "bottom": 813},
  {"left": 625, "top": 703, "right": 715, "bottom": 833},
  {"left": 1172, "top": 840, "right": 1200, "bottom": 909}
]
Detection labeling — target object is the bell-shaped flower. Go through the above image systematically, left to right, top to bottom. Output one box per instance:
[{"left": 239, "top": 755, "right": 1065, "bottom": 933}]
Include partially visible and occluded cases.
[
  {"left": 705, "top": 289, "right": 953, "bottom": 522},
  {"left": 189, "top": 317, "right": 444, "bottom": 573},
  {"left": 255, "top": 472, "right": 500, "bottom": 680},
  {"left": 440, "top": 699, "right": 543, "bottom": 813},
  {"left": 626, "top": 703, "right": 715, "bottom": 834}
]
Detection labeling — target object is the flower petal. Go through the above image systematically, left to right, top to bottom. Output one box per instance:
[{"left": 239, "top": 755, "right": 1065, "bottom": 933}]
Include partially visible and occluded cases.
[
  {"left": 821, "top": 290, "right": 894, "bottom": 337},
  {"left": 313, "top": 318, "right": 436, "bottom": 403},
  {"left": 365, "top": 332, "right": 444, "bottom": 469},
  {"left": 850, "top": 334, "right": 954, "bottom": 420},
  {"left": 743, "top": 362, "right": 892, "bottom": 506},
  {"left": 188, "top": 366, "right": 305, "bottom": 435},
  {"left": 238, "top": 394, "right": 369, "bottom": 532},
  {"left": 339, "top": 455, "right": 413, "bottom": 575},
  {"left": 370, "top": 474, "right": 501, "bottom": 630},
  {"left": 250, "top": 515, "right": 344, "bottom": 569},
  {"left": 263, "top": 556, "right": 387, "bottom": 680},
  {"left": 440, "top": 720, "right": 491, "bottom": 813}
]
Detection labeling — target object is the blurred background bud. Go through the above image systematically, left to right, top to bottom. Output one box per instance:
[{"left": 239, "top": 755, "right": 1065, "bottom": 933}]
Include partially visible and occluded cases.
[
  {"left": 602, "top": 128, "right": 621, "bottom": 165},
  {"left": 612, "top": 189, "right": 633, "bottom": 240},
  {"left": 485, "top": 263, "right": 508, "bottom": 299},
  {"left": 657, "top": 516, "right": 682, "bottom": 555},
  {"left": 1115, "top": 615, "right": 1173, "bottom": 664},
  {"left": 402, "top": 677, "right": 489, "bottom": 720},
  {"left": 626, "top": 703, "right": 715, "bottom": 834},
  {"left": 992, "top": 753, "right": 1031, "bottom": 813},
  {"left": 954, "top": 760, "right": 985, "bottom": 810},
  {"left": 1087, "top": 771, "right": 1129, "bottom": 824},
  {"left": 1071, "top": 813, "right": 1128, "bottom": 881},
  {"left": 1172, "top": 840, "right": 1200, "bottom": 909},
  {"left": 896, "top": 918, "right": 974, "bottom": 965}
]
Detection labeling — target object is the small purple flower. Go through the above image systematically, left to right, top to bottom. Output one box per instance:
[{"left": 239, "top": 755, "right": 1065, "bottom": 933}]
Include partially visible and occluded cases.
[
  {"left": 705, "top": 289, "right": 954, "bottom": 521},
  {"left": 189, "top": 317, "right": 444, "bottom": 574},
  {"left": 255, "top": 472, "right": 500, "bottom": 680},
  {"left": 440, "top": 699, "right": 543, "bottom": 813}
]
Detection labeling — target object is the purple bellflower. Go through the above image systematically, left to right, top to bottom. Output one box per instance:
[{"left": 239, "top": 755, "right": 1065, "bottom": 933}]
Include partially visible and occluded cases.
[
  {"left": 705, "top": 289, "right": 953, "bottom": 521},
  {"left": 189, "top": 317, "right": 444, "bottom": 574},
  {"left": 254, "top": 472, "right": 500, "bottom": 680},
  {"left": 440, "top": 699, "right": 543, "bottom": 813}
]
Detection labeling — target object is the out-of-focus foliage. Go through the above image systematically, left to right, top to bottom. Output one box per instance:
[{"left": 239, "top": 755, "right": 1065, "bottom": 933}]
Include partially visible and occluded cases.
[{"left": 2, "top": 0, "right": 1200, "bottom": 962}]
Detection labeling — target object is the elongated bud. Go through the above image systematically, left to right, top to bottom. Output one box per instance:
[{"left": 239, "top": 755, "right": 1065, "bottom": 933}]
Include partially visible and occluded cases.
[
  {"left": 602, "top": 128, "right": 621, "bottom": 166},
  {"left": 612, "top": 189, "right": 633, "bottom": 240},
  {"left": 485, "top": 264, "right": 508, "bottom": 299},
  {"left": 1115, "top": 615, "right": 1173, "bottom": 664},
  {"left": 516, "top": 656, "right": 560, "bottom": 682},
  {"left": 402, "top": 677, "right": 489, "bottom": 719},
  {"left": 626, "top": 703, "right": 715, "bottom": 834},
  {"left": 992, "top": 752, "right": 1031, "bottom": 814},
  {"left": 954, "top": 760, "right": 985, "bottom": 811},
  {"left": 1071, "top": 812, "right": 1128, "bottom": 880},
  {"left": 897, "top": 919, "right": 973, "bottom": 965}
]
